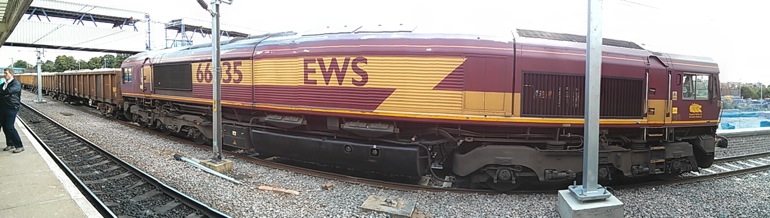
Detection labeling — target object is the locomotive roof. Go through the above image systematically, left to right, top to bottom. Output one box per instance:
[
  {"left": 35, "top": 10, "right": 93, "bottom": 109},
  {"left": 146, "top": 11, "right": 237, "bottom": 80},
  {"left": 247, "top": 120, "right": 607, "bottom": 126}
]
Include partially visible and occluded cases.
[
  {"left": 122, "top": 28, "right": 717, "bottom": 73},
  {"left": 515, "top": 29, "right": 643, "bottom": 50},
  {"left": 124, "top": 30, "right": 515, "bottom": 63}
]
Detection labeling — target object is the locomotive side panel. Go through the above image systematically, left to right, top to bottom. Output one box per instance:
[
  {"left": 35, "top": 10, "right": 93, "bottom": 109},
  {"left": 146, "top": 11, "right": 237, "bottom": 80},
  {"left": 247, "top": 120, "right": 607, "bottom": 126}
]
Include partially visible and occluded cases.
[
  {"left": 517, "top": 43, "right": 648, "bottom": 119},
  {"left": 120, "top": 55, "right": 153, "bottom": 97},
  {"left": 250, "top": 56, "right": 467, "bottom": 115},
  {"left": 457, "top": 56, "right": 514, "bottom": 116},
  {"left": 645, "top": 57, "right": 671, "bottom": 126},
  {"left": 670, "top": 59, "right": 721, "bottom": 124},
  {"left": 191, "top": 60, "right": 254, "bottom": 103}
]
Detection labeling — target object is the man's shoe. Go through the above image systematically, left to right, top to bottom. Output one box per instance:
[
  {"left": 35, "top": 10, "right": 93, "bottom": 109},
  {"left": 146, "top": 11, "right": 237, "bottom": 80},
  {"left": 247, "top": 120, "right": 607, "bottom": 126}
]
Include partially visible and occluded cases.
[
  {"left": 3, "top": 146, "right": 13, "bottom": 151},
  {"left": 12, "top": 147, "right": 24, "bottom": 153}
]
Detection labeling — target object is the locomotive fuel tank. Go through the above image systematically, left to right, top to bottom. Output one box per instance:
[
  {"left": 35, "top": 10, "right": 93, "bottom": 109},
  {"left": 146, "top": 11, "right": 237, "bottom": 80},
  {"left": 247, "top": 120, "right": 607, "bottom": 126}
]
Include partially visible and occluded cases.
[{"left": 250, "top": 128, "right": 430, "bottom": 178}]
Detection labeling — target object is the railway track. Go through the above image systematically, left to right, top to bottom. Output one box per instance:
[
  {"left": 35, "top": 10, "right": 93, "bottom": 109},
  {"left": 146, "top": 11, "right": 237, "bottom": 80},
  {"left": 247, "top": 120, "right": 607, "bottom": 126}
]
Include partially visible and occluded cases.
[
  {"left": 27, "top": 94, "right": 770, "bottom": 195},
  {"left": 17, "top": 102, "right": 230, "bottom": 218},
  {"left": 615, "top": 151, "right": 770, "bottom": 188}
]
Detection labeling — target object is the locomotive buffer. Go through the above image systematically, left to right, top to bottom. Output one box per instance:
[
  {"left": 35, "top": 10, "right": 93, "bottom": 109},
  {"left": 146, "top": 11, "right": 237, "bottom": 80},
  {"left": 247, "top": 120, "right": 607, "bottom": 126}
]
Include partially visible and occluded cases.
[{"left": 557, "top": 1, "right": 624, "bottom": 217}]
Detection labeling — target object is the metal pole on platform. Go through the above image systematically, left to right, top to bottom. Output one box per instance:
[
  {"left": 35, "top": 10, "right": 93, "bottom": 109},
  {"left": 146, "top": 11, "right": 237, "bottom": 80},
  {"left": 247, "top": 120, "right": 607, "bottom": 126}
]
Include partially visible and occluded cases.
[
  {"left": 197, "top": 0, "right": 231, "bottom": 162},
  {"left": 211, "top": 0, "right": 222, "bottom": 161},
  {"left": 567, "top": 0, "right": 611, "bottom": 201},
  {"left": 34, "top": 48, "right": 46, "bottom": 103}
]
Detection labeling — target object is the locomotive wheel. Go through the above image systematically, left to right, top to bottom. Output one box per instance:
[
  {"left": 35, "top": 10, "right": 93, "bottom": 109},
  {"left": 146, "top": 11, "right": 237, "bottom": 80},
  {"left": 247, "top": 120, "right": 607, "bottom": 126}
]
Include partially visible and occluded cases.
[
  {"left": 137, "top": 117, "right": 150, "bottom": 128},
  {"left": 153, "top": 120, "right": 164, "bottom": 131},
  {"left": 156, "top": 121, "right": 172, "bottom": 135},
  {"left": 162, "top": 127, "right": 173, "bottom": 135},
  {"left": 194, "top": 134, "right": 209, "bottom": 145},
  {"left": 483, "top": 168, "right": 522, "bottom": 192},
  {"left": 485, "top": 179, "right": 521, "bottom": 192}
]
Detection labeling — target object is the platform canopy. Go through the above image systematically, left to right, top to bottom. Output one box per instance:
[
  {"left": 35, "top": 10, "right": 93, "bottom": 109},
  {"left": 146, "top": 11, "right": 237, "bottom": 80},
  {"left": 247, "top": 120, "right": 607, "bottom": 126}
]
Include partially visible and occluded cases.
[
  {"left": 0, "top": 0, "right": 33, "bottom": 47},
  {"left": 4, "top": 0, "right": 147, "bottom": 53}
]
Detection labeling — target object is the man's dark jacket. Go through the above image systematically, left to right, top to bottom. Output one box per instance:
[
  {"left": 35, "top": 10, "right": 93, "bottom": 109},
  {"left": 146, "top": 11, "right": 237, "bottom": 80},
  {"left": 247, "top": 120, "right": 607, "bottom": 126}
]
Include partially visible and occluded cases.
[{"left": 0, "top": 79, "right": 22, "bottom": 110}]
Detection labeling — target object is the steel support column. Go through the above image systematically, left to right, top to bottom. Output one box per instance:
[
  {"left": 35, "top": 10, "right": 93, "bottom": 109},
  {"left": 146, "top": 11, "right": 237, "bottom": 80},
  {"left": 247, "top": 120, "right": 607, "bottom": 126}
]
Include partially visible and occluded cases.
[
  {"left": 209, "top": 0, "right": 223, "bottom": 161},
  {"left": 567, "top": 0, "right": 611, "bottom": 201},
  {"left": 146, "top": 14, "right": 151, "bottom": 50},
  {"left": 34, "top": 48, "right": 46, "bottom": 103}
]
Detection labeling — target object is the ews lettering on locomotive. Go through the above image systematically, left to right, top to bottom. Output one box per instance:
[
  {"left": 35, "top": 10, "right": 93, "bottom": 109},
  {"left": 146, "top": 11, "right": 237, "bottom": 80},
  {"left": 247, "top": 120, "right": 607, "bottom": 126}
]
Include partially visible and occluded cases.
[{"left": 304, "top": 57, "right": 368, "bottom": 86}]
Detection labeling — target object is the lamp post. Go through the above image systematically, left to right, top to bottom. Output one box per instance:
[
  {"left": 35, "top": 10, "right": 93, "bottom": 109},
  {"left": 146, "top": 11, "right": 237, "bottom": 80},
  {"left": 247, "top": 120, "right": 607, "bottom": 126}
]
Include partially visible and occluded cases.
[{"left": 197, "top": 0, "right": 232, "bottom": 161}]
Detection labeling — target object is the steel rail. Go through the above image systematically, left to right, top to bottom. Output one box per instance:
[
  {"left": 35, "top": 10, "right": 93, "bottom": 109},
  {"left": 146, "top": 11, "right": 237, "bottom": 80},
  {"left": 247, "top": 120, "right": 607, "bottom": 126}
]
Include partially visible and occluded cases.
[{"left": 19, "top": 102, "right": 231, "bottom": 218}]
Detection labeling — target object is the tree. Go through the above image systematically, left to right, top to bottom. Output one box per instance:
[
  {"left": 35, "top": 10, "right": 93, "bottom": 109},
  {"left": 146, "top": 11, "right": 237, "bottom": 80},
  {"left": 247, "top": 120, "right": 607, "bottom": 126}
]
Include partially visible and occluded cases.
[
  {"left": 113, "top": 53, "right": 131, "bottom": 68},
  {"left": 101, "top": 54, "right": 116, "bottom": 68},
  {"left": 54, "top": 55, "right": 78, "bottom": 72},
  {"left": 87, "top": 57, "right": 103, "bottom": 69},
  {"left": 12, "top": 60, "right": 34, "bottom": 69},
  {"left": 41, "top": 60, "right": 55, "bottom": 72},
  {"left": 77, "top": 60, "right": 88, "bottom": 70},
  {"left": 761, "top": 85, "right": 770, "bottom": 100},
  {"left": 741, "top": 86, "right": 758, "bottom": 99}
]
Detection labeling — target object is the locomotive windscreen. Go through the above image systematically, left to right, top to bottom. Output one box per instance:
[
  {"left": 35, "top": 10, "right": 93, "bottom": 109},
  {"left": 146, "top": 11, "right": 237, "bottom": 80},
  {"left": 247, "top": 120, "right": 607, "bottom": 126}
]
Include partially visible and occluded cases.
[{"left": 153, "top": 64, "right": 193, "bottom": 91}]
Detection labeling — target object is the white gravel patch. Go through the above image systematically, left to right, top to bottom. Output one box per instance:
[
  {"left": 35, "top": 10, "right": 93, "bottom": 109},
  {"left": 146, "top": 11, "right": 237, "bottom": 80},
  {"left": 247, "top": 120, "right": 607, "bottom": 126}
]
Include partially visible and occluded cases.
[{"left": 19, "top": 91, "right": 770, "bottom": 217}]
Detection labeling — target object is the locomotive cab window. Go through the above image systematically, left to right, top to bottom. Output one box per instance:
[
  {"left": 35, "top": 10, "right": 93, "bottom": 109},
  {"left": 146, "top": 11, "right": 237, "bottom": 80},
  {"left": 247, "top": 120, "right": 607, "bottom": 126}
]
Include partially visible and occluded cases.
[
  {"left": 122, "top": 68, "right": 133, "bottom": 83},
  {"left": 682, "top": 73, "right": 710, "bottom": 100}
]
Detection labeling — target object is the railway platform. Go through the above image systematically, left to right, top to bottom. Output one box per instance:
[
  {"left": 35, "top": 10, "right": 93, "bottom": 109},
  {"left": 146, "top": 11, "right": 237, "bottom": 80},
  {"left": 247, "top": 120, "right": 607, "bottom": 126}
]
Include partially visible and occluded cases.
[{"left": 0, "top": 118, "right": 100, "bottom": 217}]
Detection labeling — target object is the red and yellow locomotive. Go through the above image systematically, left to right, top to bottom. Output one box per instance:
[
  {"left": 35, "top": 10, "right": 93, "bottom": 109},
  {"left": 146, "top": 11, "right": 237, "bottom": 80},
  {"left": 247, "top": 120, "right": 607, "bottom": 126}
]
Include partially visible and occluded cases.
[{"left": 19, "top": 29, "right": 726, "bottom": 191}]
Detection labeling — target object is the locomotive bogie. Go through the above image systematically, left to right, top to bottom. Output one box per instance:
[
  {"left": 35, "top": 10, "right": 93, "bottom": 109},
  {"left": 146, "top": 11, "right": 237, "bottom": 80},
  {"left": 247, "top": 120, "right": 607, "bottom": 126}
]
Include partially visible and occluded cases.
[{"left": 124, "top": 98, "right": 215, "bottom": 143}]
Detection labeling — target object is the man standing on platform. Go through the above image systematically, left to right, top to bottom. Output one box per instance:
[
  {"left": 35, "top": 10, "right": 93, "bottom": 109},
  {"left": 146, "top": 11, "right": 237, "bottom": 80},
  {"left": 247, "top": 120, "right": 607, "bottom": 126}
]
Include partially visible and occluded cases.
[{"left": 1, "top": 68, "right": 23, "bottom": 153}]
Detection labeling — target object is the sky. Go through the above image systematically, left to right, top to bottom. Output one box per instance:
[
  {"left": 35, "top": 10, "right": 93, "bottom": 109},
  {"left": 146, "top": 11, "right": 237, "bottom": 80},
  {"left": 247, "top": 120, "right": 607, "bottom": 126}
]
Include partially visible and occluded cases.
[{"left": 0, "top": 0, "right": 767, "bottom": 84}]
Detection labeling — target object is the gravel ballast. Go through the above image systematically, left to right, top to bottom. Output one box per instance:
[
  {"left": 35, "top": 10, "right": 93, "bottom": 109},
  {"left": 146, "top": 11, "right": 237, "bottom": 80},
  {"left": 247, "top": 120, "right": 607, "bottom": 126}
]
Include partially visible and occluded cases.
[{"left": 18, "top": 92, "right": 770, "bottom": 217}]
